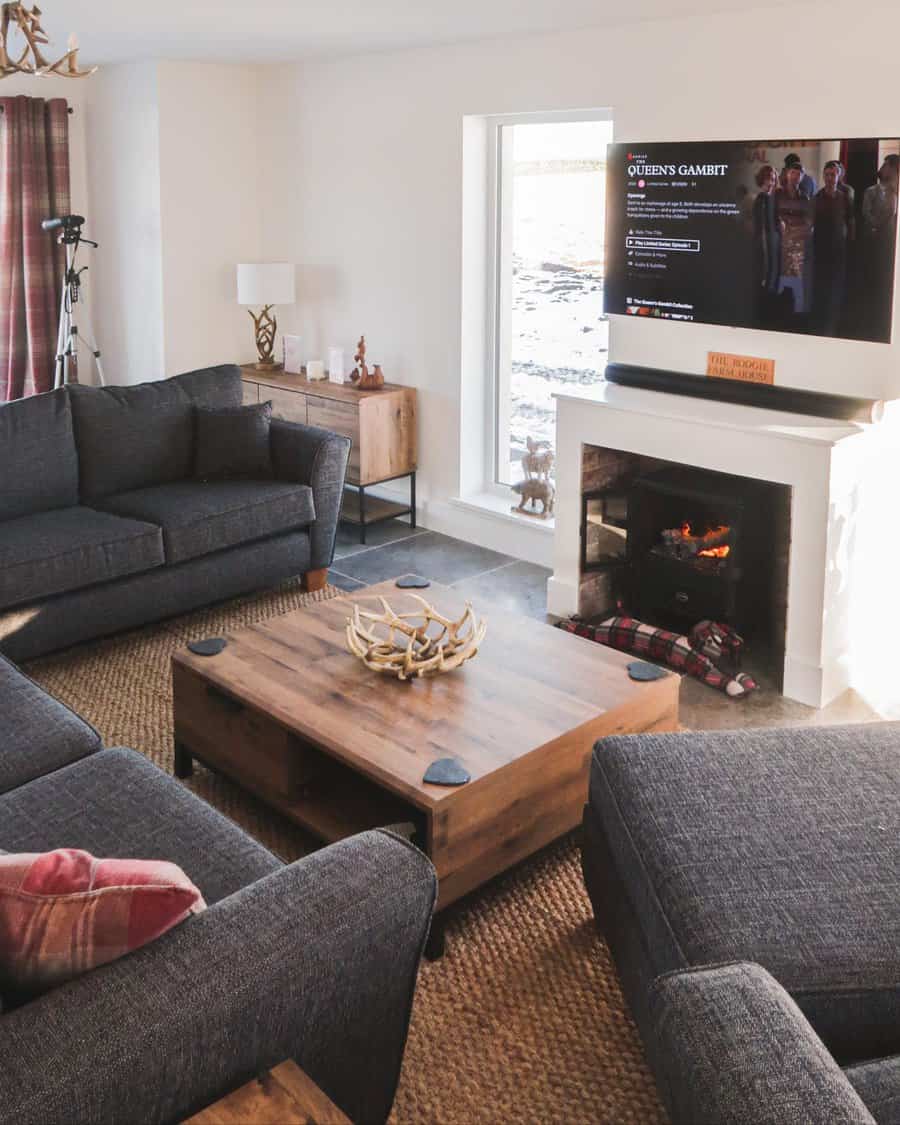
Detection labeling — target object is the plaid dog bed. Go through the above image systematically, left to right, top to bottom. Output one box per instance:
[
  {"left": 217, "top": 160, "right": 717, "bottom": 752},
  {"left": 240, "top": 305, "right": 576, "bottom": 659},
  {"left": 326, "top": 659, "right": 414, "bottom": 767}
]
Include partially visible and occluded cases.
[{"left": 557, "top": 616, "right": 758, "bottom": 698}]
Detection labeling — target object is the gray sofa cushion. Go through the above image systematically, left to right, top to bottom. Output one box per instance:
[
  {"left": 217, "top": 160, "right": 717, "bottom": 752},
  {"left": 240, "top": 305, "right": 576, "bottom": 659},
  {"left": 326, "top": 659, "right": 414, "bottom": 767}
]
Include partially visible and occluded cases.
[
  {"left": 68, "top": 365, "right": 243, "bottom": 501},
  {"left": 0, "top": 390, "right": 78, "bottom": 522},
  {"left": 194, "top": 401, "right": 273, "bottom": 481},
  {"left": 97, "top": 480, "right": 315, "bottom": 565},
  {"left": 0, "top": 507, "right": 164, "bottom": 610},
  {"left": 0, "top": 531, "right": 312, "bottom": 665},
  {"left": 0, "top": 653, "right": 101, "bottom": 795},
  {"left": 589, "top": 725, "right": 900, "bottom": 1061},
  {"left": 0, "top": 748, "right": 281, "bottom": 906},
  {"left": 648, "top": 962, "right": 876, "bottom": 1125},
  {"left": 846, "top": 1055, "right": 900, "bottom": 1125}
]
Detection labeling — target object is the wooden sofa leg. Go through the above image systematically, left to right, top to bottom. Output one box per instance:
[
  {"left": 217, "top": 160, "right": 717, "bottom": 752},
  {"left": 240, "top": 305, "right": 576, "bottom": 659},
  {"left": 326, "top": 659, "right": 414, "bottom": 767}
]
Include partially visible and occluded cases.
[{"left": 302, "top": 568, "right": 329, "bottom": 593}]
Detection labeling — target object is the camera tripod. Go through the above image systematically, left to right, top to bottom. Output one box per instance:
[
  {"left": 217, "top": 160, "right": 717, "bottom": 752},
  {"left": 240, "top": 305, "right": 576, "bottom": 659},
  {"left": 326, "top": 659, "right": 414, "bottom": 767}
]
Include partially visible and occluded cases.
[{"left": 44, "top": 215, "right": 105, "bottom": 389}]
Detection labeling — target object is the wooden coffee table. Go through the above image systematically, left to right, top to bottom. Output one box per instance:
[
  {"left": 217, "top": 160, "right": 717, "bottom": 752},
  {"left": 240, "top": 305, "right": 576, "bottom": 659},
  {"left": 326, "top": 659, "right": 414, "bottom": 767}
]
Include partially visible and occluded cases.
[
  {"left": 172, "top": 580, "right": 679, "bottom": 953},
  {"left": 184, "top": 1059, "right": 350, "bottom": 1124}
]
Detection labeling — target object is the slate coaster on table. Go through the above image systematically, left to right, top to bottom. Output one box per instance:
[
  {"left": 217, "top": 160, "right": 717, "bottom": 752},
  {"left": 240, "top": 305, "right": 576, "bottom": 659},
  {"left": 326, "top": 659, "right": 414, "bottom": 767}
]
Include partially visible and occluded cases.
[
  {"left": 396, "top": 575, "right": 431, "bottom": 589},
  {"left": 187, "top": 637, "right": 228, "bottom": 657},
  {"left": 627, "top": 660, "right": 670, "bottom": 682},
  {"left": 423, "top": 758, "right": 471, "bottom": 786}
]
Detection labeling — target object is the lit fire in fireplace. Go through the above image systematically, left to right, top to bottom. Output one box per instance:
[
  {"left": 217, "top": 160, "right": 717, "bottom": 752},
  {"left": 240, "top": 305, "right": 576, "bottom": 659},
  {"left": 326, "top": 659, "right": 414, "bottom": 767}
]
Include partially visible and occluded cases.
[
  {"left": 656, "top": 521, "right": 732, "bottom": 561},
  {"left": 681, "top": 522, "right": 732, "bottom": 559}
]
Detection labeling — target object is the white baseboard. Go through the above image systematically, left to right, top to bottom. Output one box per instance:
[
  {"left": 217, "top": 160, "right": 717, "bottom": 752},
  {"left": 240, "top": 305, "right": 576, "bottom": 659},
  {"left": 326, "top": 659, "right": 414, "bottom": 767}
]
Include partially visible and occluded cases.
[
  {"left": 352, "top": 481, "right": 554, "bottom": 568},
  {"left": 419, "top": 497, "right": 553, "bottom": 568}
]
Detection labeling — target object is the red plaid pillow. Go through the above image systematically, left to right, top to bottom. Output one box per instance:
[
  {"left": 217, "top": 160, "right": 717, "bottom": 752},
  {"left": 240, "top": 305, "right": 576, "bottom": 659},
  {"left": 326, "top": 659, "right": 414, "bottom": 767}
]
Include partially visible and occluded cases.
[{"left": 0, "top": 849, "right": 206, "bottom": 991}]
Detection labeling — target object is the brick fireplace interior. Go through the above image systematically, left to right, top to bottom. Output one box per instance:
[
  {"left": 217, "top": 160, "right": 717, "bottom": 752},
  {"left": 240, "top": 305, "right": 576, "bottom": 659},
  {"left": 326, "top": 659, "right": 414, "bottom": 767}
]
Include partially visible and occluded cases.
[{"left": 580, "top": 445, "right": 792, "bottom": 688}]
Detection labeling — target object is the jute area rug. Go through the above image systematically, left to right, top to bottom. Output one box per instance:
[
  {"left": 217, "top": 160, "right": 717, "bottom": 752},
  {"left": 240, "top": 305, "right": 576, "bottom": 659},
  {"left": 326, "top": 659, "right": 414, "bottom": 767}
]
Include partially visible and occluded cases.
[{"left": 27, "top": 579, "right": 665, "bottom": 1125}]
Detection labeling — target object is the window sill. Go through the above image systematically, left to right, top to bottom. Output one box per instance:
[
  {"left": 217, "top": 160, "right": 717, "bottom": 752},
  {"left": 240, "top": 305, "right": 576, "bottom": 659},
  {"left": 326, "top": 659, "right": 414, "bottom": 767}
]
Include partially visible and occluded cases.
[{"left": 450, "top": 491, "right": 555, "bottom": 533}]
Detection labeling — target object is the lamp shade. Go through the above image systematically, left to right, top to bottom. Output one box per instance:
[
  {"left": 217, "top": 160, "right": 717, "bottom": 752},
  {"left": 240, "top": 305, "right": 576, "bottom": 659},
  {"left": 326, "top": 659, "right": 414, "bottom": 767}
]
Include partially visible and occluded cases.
[{"left": 236, "top": 263, "right": 296, "bottom": 307}]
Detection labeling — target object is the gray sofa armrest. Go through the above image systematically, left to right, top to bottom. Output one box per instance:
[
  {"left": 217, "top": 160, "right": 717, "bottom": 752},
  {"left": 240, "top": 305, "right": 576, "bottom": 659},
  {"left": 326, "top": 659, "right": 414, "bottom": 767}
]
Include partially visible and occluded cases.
[
  {"left": 271, "top": 419, "right": 351, "bottom": 570},
  {"left": 0, "top": 653, "right": 101, "bottom": 795},
  {"left": 0, "top": 829, "right": 436, "bottom": 1125},
  {"left": 648, "top": 962, "right": 876, "bottom": 1125},
  {"left": 845, "top": 1054, "right": 900, "bottom": 1123}
]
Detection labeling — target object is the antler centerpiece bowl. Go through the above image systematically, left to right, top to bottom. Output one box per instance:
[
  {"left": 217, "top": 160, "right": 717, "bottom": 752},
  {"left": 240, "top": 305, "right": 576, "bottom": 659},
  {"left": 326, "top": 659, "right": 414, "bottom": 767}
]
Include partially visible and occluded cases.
[{"left": 345, "top": 593, "right": 486, "bottom": 680}]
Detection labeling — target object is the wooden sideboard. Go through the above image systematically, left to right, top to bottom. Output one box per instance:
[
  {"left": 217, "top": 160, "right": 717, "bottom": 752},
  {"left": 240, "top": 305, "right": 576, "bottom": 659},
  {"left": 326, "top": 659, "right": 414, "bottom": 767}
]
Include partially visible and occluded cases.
[{"left": 240, "top": 365, "right": 417, "bottom": 543}]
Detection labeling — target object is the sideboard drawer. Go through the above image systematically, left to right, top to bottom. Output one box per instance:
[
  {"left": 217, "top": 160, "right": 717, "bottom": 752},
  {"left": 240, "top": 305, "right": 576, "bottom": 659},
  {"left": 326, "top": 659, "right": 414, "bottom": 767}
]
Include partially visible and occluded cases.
[
  {"left": 241, "top": 381, "right": 259, "bottom": 405},
  {"left": 266, "top": 386, "right": 308, "bottom": 425},
  {"left": 307, "top": 398, "right": 361, "bottom": 477}
]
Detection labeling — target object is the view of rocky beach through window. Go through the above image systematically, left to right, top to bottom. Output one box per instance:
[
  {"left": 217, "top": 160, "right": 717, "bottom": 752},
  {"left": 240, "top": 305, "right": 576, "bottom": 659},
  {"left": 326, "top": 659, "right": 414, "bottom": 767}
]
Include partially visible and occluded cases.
[{"left": 503, "top": 119, "right": 614, "bottom": 484}]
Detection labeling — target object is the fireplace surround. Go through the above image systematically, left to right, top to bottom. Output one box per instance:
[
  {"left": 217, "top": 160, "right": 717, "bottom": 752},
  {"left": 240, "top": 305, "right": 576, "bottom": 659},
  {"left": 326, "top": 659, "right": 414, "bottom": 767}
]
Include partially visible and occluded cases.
[
  {"left": 549, "top": 379, "right": 900, "bottom": 709},
  {"left": 579, "top": 459, "right": 791, "bottom": 680}
]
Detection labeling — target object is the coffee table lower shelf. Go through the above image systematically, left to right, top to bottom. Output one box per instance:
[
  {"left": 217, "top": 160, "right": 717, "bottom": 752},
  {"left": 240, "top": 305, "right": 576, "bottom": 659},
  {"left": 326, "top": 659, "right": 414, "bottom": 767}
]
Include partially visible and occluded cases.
[{"left": 174, "top": 737, "right": 426, "bottom": 847}]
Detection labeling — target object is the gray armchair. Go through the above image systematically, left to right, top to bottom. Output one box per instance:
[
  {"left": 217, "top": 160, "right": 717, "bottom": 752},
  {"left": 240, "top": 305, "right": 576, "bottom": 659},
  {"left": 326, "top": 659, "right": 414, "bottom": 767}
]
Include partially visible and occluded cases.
[
  {"left": 0, "top": 654, "right": 436, "bottom": 1124},
  {"left": 0, "top": 830, "right": 435, "bottom": 1125},
  {"left": 648, "top": 962, "right": 880, "bottom": 1124}
]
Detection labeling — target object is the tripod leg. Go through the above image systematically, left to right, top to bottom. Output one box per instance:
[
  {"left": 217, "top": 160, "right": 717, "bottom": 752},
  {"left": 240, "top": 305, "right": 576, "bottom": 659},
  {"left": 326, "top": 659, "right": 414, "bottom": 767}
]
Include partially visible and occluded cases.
[
  {"left": 54, "top": 276, "right": 69, "bottom": 390},
  {"left": 76, "top": 325, "right": 105, "bottom": 387}
]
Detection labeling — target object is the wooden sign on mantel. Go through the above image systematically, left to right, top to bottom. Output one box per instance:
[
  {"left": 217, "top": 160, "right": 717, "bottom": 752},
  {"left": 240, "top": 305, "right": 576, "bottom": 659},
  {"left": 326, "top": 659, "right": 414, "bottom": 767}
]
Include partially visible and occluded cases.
[{"left": 707, "top": 351, "right": 775, "bottom": 385}]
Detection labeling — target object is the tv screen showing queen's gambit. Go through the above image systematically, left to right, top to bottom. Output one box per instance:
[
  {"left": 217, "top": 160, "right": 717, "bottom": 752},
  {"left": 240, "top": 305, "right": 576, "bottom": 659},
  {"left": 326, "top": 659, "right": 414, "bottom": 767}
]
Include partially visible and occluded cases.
[{"left": 604, "top": 139, "right": 900, "bottom": 343}]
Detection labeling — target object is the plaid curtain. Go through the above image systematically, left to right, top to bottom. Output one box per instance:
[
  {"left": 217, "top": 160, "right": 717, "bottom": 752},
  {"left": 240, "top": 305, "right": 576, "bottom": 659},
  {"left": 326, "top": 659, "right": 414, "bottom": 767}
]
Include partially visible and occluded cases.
[{"left": 0, "top": 96, "right": 70, "bottom": 401}]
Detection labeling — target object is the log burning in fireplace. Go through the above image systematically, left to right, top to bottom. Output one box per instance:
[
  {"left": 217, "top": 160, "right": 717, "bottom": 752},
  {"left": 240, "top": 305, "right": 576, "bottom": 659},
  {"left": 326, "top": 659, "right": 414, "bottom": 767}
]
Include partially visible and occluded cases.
[{"left": 657, "top": 522, "right": 732, "bottom": 561}]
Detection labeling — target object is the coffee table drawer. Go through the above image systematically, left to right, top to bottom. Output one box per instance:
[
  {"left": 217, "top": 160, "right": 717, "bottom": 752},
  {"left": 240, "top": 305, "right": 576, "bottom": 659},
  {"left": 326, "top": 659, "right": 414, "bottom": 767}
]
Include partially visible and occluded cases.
[{"left": 173, "top": 664, "right": 313, "bottom": 800}]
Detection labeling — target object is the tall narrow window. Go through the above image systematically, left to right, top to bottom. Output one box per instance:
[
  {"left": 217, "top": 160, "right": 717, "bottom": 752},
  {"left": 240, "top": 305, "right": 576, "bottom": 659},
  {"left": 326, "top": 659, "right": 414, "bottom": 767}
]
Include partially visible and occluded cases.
[{"left": 490, "top": 114, "right": 613, "bottom": 487}]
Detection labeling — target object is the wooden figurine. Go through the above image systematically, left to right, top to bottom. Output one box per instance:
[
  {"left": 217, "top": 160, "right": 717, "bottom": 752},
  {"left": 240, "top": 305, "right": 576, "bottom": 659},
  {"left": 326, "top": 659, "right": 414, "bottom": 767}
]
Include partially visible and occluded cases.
[
  {"left": 354, "top": 335, "right": 385, "bottom": 389},
  {"left": 354, "top": 336, "right": 367, "bottom": 381},
  {"left": 512, "top": 436, "right": 555, "bottom": 519},
  {"left": 522, "top": 436, "right": 554, "bottom": 479},
  {"left": 512, "top": 477, "right": 556, "bottom": 517}
]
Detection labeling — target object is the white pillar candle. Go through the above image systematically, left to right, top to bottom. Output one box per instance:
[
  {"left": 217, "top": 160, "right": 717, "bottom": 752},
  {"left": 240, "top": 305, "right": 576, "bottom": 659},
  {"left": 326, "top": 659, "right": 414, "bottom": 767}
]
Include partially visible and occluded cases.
[
  {"left": 328, "top": 347, "right": 345, "bottom": 383},
  {"left": 307, "top": 359, "right": 326, "bottom": 381}
]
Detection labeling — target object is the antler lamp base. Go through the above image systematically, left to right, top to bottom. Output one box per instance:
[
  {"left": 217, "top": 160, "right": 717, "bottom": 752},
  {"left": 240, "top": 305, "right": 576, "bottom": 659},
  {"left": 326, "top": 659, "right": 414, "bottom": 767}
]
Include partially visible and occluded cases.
[
  {"left": 237, "top": 263, "right": 296, "bottom": 372},
  {"left": 248, "top": 304, "right": 280, "bottom": 370}
]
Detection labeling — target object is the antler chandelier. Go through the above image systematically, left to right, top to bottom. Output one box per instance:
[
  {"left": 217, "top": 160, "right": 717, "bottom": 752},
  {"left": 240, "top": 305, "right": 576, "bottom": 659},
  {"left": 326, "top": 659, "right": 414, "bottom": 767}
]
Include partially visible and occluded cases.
[{"left": 0, "top": 3, "right": 96, "bottom": 79}]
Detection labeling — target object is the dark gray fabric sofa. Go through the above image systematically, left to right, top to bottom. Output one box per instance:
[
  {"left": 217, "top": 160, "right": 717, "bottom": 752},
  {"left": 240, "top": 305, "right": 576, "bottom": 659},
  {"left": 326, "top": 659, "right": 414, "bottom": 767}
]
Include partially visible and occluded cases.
[
  {"left": 0, "top": 365, "right": 350, "bottom": 663},
  {"left": 0, "top": 652, "right": 436, "bottom": 1124},
  {"left": 582, "top": 725, "right": 900, "bottom": 1124}
]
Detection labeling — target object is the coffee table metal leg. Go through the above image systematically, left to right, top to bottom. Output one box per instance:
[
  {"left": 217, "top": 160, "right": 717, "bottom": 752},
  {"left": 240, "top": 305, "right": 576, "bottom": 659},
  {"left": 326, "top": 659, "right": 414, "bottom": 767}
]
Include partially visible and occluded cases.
[
  {"left": 174, "top": 740, "right": 193, "bottom": 779},
  {"left": 424, "top": 918, "right": 445, "bottom": 962}
]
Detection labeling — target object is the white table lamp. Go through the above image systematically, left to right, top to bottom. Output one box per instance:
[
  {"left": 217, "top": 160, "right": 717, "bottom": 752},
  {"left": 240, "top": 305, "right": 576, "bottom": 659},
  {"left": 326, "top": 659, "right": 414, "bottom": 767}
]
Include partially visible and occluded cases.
[{"left": 236, "top": 263, "right": 296, "bottom": 370}]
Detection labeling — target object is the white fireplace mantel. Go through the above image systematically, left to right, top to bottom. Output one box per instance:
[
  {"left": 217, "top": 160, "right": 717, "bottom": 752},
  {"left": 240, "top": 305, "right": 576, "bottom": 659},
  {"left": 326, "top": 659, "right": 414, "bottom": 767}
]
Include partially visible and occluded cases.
[{"left": 548, "top": 381, "right": 900, "bottom": 710}]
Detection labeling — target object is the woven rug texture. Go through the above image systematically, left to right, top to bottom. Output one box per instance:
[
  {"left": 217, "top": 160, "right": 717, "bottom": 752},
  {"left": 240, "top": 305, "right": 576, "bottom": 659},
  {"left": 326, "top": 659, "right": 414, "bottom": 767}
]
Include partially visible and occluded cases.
[{"left": 26, "top": 578, "right": 665, "bottom": 1125}]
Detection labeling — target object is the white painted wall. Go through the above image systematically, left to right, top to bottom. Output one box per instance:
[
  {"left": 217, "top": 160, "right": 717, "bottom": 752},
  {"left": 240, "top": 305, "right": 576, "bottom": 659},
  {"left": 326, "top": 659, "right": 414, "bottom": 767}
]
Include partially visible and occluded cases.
[
  {"left": 256, "top": 3, "right": 900, "bottom": 557},
  {"left": 84, "top": 62, "right": 165, "bottom": 386},
  {"left": 156, "top": 62, "right": 263, "bottom": 374}
]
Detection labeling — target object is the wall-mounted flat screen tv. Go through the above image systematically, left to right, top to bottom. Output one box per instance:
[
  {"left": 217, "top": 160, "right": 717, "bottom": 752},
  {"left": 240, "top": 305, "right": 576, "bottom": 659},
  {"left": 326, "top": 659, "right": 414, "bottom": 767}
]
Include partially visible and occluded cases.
[{"left": 605, "top": 139, "right": 899, "bottom": 343}]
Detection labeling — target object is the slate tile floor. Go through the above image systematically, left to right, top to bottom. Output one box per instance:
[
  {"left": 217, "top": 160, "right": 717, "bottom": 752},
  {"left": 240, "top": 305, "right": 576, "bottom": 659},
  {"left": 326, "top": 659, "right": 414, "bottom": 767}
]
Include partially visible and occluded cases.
[
  {"left": 329, "top": 519, "right": 885, "bottom": 730},
  {"left": 330, "top": 521, "right": 549, "bottom": 614}
]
